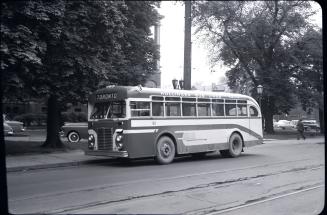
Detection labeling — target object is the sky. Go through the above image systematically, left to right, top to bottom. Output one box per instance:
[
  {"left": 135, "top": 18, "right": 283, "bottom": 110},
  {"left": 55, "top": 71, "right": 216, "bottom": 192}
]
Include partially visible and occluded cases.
[{"left": 157, "top": 1, "right": 322, "bottom": 90}]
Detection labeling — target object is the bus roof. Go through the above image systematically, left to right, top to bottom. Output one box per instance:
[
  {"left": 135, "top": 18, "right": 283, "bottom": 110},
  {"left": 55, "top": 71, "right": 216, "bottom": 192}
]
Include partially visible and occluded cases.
[{"left": 91, "top": 85, "right": 259, "bottom": 106}]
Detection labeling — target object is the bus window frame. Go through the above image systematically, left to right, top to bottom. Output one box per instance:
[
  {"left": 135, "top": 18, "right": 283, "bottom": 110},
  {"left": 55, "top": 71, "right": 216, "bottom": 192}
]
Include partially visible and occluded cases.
[
  {"left": 181, "top": 97, "right": 197, "bottom": 118},
  {"left": 165, "top": 98, "right": 182, "bottom": 118},
  {"left": 197, "top": 98, "right": 212, "bottom": 118},
  {"left": 129, "top": 99, "right": 151, "bottom": 118},
  {"left": 211, "top": 99, "right": 225, "bottom": 118},
  {"left": 236, "top": 100, "right": 248, "bottom": 117}
]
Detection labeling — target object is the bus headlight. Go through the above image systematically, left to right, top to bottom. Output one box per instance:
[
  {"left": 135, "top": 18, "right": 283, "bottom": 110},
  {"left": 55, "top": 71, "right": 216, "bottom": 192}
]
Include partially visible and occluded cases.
[
  {"left": 88, "top": 134, "right": 95, "bottom": 149},
  {"left": 115, "top": 134, "right": 123, "bottom": 150}
]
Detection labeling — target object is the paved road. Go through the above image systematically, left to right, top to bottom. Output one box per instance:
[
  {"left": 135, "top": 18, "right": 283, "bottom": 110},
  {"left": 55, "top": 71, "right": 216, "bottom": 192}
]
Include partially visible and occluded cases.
[{"left": 7, "top": 138, "right": 325, "bottom": 214}]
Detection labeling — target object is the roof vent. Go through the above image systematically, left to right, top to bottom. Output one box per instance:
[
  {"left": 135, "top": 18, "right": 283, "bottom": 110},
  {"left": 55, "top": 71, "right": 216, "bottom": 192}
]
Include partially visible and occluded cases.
[{"left": 136, "top": 84, "right": 142, "bottom": 92}]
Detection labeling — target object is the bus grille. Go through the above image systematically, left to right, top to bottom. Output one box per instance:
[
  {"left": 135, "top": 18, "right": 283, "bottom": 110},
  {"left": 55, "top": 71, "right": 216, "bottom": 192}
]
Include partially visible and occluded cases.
[{"left": 97, "top": 128, "right": 113, "bottom": 150}]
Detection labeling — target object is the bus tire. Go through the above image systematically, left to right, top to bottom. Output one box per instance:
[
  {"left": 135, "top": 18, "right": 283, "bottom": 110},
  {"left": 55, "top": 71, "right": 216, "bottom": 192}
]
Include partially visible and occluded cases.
[
  {"left": 67, "top": 131, "right": 80, "bottom": 143},
  {"left": 220, "top": 133, "right": 243, "bottom": 158},
  {"left": 156, "top": 136, "right": 175, "bottom": 164}
]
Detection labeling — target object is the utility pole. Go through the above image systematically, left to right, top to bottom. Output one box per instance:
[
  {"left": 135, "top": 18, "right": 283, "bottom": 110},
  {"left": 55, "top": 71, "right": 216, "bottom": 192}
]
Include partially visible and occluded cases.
[{"left": 183, "top": 1, "right": 192, "bottom": 90}]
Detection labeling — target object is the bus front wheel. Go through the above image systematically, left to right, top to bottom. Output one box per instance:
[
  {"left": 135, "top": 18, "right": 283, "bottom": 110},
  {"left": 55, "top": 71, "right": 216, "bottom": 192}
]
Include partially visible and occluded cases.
[
  {"left": 220, "top": 133, "right": 243, "bottom": 158},
  {"left": 156, "top": 136, "right": 175, "bottom": 164}
]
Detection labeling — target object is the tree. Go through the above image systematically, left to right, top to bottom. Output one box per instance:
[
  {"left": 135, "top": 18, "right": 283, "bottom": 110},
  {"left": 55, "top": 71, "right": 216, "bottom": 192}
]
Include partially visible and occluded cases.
[
  {"left": 1, "top": 1, "right": 160, "bottom": 147},
  {"left": 192, "top": 1, "right": 319, "bottom": 133},
  {"left": 288, "top": 28, "right": 323, "bottom": 133}
]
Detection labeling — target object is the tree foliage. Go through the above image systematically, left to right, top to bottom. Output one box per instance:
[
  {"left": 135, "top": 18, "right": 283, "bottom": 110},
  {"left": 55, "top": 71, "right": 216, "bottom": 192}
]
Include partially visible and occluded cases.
[
  {"left": 1, "top": 1, "right": 161, "bottom": 146},
  {"left": 1, "top": 1, "right": 160, "bottom": 102},
  {"left": 192, "top": 1, "right": 321, "bottom": 133}
]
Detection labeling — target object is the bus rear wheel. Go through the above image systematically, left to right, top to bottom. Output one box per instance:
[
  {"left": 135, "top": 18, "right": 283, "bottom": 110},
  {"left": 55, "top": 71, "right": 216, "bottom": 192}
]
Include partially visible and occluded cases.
[
  {"left": 220, "top": 133, "right": 243, "bottom": 158},
  {"left": 156, "top": 136, "right": 175, "bottom": 164}
]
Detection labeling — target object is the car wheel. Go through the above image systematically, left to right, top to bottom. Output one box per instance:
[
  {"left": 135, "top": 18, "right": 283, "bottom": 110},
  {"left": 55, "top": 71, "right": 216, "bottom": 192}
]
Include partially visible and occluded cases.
[
  {"left": 67, "top": 131, "right": 80, "bottom": 143},
  {"left": 220, "top": 133, "right": 243, "bottom": 158},
  {"left": 156, "top": 136, "right": 175, "bottom": 165}
]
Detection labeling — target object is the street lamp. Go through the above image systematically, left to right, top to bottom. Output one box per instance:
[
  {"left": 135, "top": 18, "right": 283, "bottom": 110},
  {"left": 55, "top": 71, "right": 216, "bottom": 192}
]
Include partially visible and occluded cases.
[
  {"left": 172, "top": 79, "right": 178, "bottom": 89},
  {"left": 172, "top": 79, "right": 184, "bottom": 90},
  {"left": 179, "top": 80, "right": 184, "bottom": 90},
  {"left": 257, "top": 85, "right": 263, "bottom": 95}
]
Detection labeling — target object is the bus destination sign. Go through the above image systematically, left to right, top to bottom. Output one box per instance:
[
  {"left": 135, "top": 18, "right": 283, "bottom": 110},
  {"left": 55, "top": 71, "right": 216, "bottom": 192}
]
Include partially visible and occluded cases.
[{"left": 96, "top": 93, "right": 117, "bottom": 100}]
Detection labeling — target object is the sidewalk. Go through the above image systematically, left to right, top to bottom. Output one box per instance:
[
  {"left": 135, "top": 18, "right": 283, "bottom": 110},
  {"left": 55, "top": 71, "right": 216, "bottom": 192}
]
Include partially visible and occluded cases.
[
  {"left": 5, "top": 130, "right": 325, "bottom": 173},
  {"left": 5, "top": 130, "right": 111, "bottom": 172},
  {"left": 6, "top": 150, "right": 110, "bottom": 172}
]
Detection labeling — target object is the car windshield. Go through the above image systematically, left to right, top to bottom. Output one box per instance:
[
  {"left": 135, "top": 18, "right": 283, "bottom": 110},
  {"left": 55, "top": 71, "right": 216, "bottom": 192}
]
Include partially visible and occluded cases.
[{"left": 90, "top": 101, "right": 126, "bottom": 119}]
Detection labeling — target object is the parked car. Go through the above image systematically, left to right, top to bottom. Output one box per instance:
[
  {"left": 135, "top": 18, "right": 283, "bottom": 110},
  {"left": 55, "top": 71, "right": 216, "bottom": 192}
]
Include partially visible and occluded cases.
[
  {"left": 3, "top": 114, "right": 25, "bottom": 133},
  {"left": 273, "top": 119, "right": 278, "bottom": 128},
  {"left": 276, "top": 120, "right": 293, "bottom": 130},
  {"left": 290, "top": 120, "right": 299, "bottom": 128},
  {"left": 302, "top": 120, "right": 320, "bottom": 135},
  {"left": 3, "top": 122, "right": 14, "bottom": 136},
  {"left": 60, "top": 122, "right": 88, "bottom": 143}
]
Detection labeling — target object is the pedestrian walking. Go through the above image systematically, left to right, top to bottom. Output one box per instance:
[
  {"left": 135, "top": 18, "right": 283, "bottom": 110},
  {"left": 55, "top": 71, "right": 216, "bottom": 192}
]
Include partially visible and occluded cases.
[{"left": 296, "top": 119, "right": 306, "bottom": 140}]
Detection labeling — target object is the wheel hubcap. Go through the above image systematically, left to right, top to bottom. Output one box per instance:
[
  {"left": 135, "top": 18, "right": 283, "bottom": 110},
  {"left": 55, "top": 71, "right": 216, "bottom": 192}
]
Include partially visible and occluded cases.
[
  {"left": 71, "top": 134, "right": 78, "bottom": 141},
  {"left": 232, "top": 139, "right": 240, "bottom": 151},
  {"left": 161, "top": 143, "right": 171, "bottom": 157}
]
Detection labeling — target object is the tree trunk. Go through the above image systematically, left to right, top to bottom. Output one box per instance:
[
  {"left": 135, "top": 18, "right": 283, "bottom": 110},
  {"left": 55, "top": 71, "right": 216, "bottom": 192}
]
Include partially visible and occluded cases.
[
  {"left": 42, "top": 94, "right": 64, "bottom": 148},
  {"left": 262, "top": 97, "right": 275, "bottom": 134},
  {"left": 264, "top": 111, "right": 274, "bottom": 134}
]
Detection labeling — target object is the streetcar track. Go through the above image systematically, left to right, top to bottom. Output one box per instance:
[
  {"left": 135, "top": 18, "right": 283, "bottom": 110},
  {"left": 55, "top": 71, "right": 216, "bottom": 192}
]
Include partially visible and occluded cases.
[
  {"left": 9, "top": 158, "right": 321, "bottom": 202},
  {"left": 40, "top": 164, "right": 324, "bottom": 214},
  {"left": 189, "top": 184, "right": 324, "bottom": 215}
]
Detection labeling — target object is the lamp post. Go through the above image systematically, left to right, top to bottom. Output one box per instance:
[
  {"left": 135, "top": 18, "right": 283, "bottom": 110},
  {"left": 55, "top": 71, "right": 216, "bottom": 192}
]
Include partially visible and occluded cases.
[
  {"left": 257, "top": 84, "right": 263, "bottom": 130},
  {"left": 257, "top": 85, "right": 263, "bottom": 108}
]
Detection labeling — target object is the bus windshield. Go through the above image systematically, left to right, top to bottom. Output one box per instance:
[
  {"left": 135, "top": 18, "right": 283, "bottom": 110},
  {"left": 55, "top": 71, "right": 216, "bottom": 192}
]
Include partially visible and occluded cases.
[{"left": 90, "top": 101, "right": 126, "bottom": 119}]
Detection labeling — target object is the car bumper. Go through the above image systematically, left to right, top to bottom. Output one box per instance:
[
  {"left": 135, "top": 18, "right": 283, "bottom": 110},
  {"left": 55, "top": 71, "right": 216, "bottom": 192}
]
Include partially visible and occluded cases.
[
  {"left": 4, "top": 131, "right": 14, "bottom": 136},
  {"left": 85, "top": 150, "right": 129, "bottom": 158}
]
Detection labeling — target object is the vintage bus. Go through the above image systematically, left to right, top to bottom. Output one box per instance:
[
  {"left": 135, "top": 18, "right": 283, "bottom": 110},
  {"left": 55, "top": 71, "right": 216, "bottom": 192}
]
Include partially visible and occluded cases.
[{"left": 86, "top": 85, "right": 263, "bottom": 164}]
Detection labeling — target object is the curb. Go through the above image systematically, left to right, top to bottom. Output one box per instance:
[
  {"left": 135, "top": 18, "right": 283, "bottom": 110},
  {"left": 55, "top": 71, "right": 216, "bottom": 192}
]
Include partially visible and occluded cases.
[{"left": 6, "top": 158, "right": 112, "bottom": 173}]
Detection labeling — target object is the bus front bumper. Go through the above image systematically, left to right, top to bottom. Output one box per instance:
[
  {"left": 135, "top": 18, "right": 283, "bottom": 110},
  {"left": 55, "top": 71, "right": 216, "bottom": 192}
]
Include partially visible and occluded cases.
[{"left": 85, "top": 150, "right": 129, "bottom": 158}]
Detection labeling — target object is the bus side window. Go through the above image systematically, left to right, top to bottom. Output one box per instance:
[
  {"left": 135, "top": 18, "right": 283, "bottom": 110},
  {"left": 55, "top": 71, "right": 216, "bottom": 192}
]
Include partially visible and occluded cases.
[
  {"left": 130, "top": 101, "right": 150, "bottom": 117},
  {"left": 152, "top": 102, "right": 164, "bottom": 116},
  {"left": 166, "top": 102, "right": 181, "bottom": 117},
  {"left": 182, "top": 102, "right": 196, "bottom": 116},
  {"left": 198, "top": 103, "right": 211, "bottom": 116},
  {"left": 212, "top": 103, "right": 224, "bottom": 116},
  {"left": 225, "top": 104, "right": 236, "bottom": 116},
  {"left": 237, "top": 104, "right": 247, "bottom": 116},
  {"left": 249, "top": 106, "right": 258, "bottom": 117}
]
